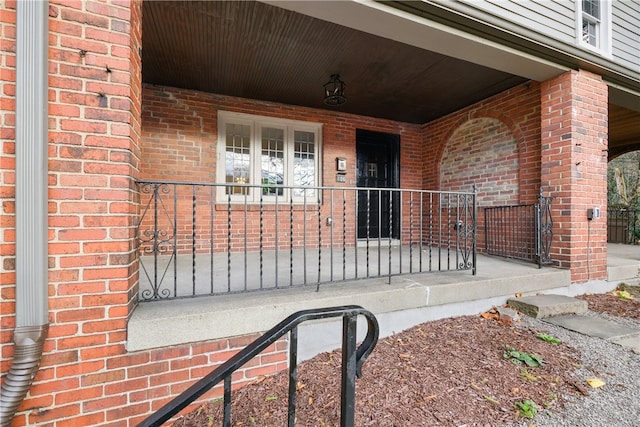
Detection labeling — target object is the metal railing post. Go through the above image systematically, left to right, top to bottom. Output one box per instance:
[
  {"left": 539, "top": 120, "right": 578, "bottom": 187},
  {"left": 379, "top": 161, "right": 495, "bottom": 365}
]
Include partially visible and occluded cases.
[{"left": 340, "top": 313, "right": 357, "bottom": 427}]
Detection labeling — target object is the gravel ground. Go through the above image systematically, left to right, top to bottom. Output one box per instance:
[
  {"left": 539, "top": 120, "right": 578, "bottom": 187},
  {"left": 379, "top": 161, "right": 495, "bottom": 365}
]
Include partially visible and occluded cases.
[{"left": 509, "top": 310, "right": 640, "bottom": 427}]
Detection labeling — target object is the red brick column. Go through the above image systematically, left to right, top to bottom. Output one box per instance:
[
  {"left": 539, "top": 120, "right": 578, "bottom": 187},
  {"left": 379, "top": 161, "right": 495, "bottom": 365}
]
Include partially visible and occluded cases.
[{"left": 540, "top": 70, "right": 608, "bottom": 282}]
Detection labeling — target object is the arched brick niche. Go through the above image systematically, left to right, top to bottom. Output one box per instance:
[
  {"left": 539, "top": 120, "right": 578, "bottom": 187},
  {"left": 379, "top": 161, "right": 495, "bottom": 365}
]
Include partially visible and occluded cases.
[{"left": 440, "top": 117, "right": 519, "bottom": 207}]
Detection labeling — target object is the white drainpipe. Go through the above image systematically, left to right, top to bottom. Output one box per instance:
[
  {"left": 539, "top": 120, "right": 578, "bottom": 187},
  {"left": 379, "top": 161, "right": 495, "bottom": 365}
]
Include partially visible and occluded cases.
[{"left": 0, "top": 1, "right": 49, "bottom": 424}]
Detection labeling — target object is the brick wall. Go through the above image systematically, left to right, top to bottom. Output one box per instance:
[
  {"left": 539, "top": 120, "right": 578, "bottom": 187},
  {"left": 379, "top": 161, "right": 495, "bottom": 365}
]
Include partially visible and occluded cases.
[
  {"left": 0, "top": 2, "right": 608, "bottom": 424},
  {"left": 2, "top": 2, "right": 290, "bottom": 426},
  {"left": 541, "top": 70, "right": 608, "bottom": 281},
  {"left": 421, "top": 82, "right": 542, "bottom": 252},
  {"left": 422, "top": 82, "right": 542, "bottom": 204},
  {"left": 140, "top": 85, "right": 424, "bottom": 252}
]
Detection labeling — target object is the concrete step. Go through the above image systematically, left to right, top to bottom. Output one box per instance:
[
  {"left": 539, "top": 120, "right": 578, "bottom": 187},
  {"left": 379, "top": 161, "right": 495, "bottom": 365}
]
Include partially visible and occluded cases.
[{"left": 506, "top": 294, "right": 587, "bottom": 319}]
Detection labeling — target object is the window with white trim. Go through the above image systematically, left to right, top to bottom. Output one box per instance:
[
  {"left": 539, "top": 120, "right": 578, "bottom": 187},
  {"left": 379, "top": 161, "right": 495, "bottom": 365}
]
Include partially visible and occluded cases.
[
  {"left": 577, "top": 0, "right": 611, "bottom": 55},
  {"left": 217, "top": 111, "right": 322, "bottom": 203}
]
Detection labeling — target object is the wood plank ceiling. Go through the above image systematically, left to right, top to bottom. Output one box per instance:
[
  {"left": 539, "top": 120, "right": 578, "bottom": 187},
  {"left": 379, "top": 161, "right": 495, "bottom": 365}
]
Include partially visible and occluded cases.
[{"left": 142, "top": 1, "right": 639, "bottom": 159}]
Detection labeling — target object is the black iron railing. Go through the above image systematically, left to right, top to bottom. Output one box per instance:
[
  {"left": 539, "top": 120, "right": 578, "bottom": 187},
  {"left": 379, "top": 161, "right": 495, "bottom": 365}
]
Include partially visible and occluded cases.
[
  {"left": 136, "top": 181, "right": 477, "bottom": 301},
  {"left": 484, "top": 190, "right": 553, "bottom": 267},
  {"left": 607, "top": 207, "right": 639, "bottom": 244},
  {"left": 137, "top": 305, "right": 379, "bottom": 427}
]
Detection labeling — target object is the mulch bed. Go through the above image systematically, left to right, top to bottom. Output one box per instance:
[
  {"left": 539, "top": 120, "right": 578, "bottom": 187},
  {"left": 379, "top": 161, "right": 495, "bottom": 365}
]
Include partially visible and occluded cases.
[
  {"left": 172, "top": 291, "right": 638, "bottom": 427},
  {"left": 576, "top": 291, "right": 640, "bottom": 320}
]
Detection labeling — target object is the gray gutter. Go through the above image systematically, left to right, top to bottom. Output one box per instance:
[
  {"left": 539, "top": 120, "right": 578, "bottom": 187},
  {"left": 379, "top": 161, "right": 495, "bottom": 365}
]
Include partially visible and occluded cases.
[{"left": 0, "top": 1, "right": 49, "bottom": 424}]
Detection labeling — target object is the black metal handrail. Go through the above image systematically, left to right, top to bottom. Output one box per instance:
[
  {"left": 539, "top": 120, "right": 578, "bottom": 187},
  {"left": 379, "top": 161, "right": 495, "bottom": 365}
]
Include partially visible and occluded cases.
[{"left": 138, "top": 305, "right": 379, "bottom": 427}]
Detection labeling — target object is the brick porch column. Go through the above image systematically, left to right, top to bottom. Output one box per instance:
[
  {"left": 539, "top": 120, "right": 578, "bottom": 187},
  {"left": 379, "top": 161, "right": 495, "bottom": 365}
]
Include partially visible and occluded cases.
[{"left": 540, "top": 70, "right": 608, "bottom": 283}]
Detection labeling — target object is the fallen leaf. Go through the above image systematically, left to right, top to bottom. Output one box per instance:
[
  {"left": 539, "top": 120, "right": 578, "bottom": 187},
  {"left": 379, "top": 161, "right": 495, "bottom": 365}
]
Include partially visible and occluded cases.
[
  {"left": 616, "top": 290, "right": 634, "bottom": 300},
  {"left": 481, "top": 311, "right": 499, "bottom": 320},
  {"left": 586, "top": 378, "right": 606, "bottom": 388},
  {"left": 483, "top": 395, "right": 500, "bottom": 405}
]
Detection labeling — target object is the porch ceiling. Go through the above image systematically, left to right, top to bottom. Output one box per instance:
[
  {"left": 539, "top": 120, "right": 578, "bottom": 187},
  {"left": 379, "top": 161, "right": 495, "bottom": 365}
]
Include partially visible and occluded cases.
[{"left": 141, "top": 0, "right": 639, "bottom": 158}]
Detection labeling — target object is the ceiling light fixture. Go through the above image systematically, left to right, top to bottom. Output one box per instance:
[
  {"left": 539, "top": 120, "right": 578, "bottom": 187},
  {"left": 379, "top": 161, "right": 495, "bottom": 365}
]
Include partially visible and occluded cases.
[{"left": 323, "top": 74, "right": 346, "bottom": 106}]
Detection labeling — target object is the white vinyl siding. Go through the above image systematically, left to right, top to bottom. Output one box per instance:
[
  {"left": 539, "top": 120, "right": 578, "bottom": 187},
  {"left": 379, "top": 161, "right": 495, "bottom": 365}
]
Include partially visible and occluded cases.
[
  {"left": 441, "top": 0, "right": 638, "bottom": 75},
  {"left": 454, "top": 0, "right": 576, "bottom": 44},
  {"left": 611, "top": 0, "right": 640, "bottom": 72}
]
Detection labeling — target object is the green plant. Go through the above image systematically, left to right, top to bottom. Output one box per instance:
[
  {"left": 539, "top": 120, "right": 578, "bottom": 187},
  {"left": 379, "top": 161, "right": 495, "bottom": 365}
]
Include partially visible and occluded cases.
[
  {"left": 536, "top": 333, "right": 561, "bottom": 345},
  {"left": 504, "top": 347, "right": 544, "bottom": 367},
  {"left": 515, "top": 399, "right": 538, "bottom": 418}
]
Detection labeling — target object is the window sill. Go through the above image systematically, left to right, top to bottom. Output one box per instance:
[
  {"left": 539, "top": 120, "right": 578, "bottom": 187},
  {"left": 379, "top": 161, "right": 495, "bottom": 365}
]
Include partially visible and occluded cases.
[{"left": 214, "top": 204, "right": 321, "bottom": 212}]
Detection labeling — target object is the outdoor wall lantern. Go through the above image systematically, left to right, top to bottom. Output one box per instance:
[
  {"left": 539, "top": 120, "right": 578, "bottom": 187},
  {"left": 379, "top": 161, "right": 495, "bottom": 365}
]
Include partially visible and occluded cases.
[{"left": 323, "top": 74, "right": 346, "bottom": 106}]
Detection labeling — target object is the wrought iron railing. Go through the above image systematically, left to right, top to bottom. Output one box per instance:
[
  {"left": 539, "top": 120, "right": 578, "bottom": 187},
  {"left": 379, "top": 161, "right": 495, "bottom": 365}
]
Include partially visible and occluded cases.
[
  {"left": 136, "top": 180, "right": 477, "bottom": 301},
  {"left": 484, "top": 190, "right": 553, "bottom": 267},
  {"left": 607, "top": 207, "right": 639, "bottom": 244},
  {"left": 137, "top": 305, "right": 379, "bottom": 427}
]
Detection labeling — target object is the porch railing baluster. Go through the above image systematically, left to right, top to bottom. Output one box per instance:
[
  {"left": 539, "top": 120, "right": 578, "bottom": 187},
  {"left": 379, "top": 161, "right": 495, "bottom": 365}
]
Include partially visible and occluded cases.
[
  {"left": 136, "top": 181, "right": 478, "bottom": 301},
  {"left": 173, "top": 184, "right": 178, "bottom": 297},
  {"left": 192, "top": 185, "right": 197, "bottom": 297},
  {"left": 210, "top": 186, "right": 214, "bottom": 294},
  {"left": 329, "top": 189, "right": 334, "bottom": 282},
  {"left": 342, "top": 189, "right": 346, "bottom": 280},
  {"left": 388, "top": 189, "right": 392, "bottom": 283},
  {"left": 484, "top": 189, "right": 553, "bottom": 267},
  {"left": 275, "top": 190, "right": 279, "bottom": 288},
  {"left": 227, "top": 191, "right": 231, "bottom": 293},
  {"left": 260, "top": 191, "right": 264, "bottom": 289},
  {"left": 303, "top": 191, "right": 307, "bottom": 285},
  {"left": 244, "top": 192, "right": 248, "bottom": 291},
  {"left": 409, "top": 192, "right": 413, "bottom": 273},
  {"left": 289, "top": 197, "right": 293, "bottom": 287},
  {"left": 317, "top": 199, "right": 321, "bottom": 290}
]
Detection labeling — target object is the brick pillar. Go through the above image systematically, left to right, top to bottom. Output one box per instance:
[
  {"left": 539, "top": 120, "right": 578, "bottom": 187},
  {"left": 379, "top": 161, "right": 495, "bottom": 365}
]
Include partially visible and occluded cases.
[{"left": 540, "top": 70, "right": 608, "bottom": 283}]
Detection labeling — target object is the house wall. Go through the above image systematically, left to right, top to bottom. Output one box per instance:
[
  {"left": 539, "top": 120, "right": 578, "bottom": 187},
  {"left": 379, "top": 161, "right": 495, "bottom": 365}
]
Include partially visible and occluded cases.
[
  {"left": 0, "top": 0, "right": 610, "bottom": 425},
  {"left": 439, "top": 0, "right": 640, "bottom": 80},
  {"left": 1, "top": 2, "right": 290, "bottom": 426},
  {"left": 139, "top": 82, "right": 545, "bottom": 257},
  {"left": 421, "top": 82, "right": 542, "bottom": 251},
  {"left": 140, "top": 84, "right": 425, "bottom": 253}
]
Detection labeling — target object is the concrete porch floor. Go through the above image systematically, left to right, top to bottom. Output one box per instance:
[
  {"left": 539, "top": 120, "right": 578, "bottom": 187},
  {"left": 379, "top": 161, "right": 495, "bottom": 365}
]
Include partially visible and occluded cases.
[{"left": 130, "top": 244, "right": 638, "bottom": 354}]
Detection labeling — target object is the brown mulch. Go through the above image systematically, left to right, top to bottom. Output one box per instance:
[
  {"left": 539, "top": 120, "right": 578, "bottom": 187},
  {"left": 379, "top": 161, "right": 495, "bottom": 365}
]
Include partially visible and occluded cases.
[
  {"left": 576, "top": 291, "right": 640, "bottom": 320},
  {"left": 173, "top": 292, "right": 638, "bottom": 427}
]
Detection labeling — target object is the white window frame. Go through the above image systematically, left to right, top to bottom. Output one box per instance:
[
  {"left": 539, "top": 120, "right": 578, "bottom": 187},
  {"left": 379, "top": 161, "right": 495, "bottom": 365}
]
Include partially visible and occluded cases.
[
  {"left": 576, "top": 0, "right": 612, "bottom": 57},
  {"left": 216, "top": 111, "right": 322, "bottom": 203}
]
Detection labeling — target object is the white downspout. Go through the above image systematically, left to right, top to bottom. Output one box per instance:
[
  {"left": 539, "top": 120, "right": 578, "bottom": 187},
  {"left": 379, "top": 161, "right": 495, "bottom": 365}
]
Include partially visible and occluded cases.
[{"left": 0, "top": 1, "right": 49, "bottom": 424}]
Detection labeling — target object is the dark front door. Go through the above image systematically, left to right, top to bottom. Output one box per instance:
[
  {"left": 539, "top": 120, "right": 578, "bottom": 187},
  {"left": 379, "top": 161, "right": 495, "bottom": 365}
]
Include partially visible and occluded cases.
[{"left": 356, "top": 129, "right": 400, "bottom": 239}]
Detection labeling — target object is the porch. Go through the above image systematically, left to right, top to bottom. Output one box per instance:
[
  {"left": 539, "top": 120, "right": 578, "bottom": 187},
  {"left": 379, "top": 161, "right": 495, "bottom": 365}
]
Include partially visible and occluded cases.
[{"left": 128, "top": 244, "right": 638, "bottom": 354}]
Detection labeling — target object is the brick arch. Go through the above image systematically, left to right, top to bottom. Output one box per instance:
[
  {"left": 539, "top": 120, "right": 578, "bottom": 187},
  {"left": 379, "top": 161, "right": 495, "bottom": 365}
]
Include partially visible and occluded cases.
[{"left": 440, "top": 117, "right": 519, "bottom": 207}]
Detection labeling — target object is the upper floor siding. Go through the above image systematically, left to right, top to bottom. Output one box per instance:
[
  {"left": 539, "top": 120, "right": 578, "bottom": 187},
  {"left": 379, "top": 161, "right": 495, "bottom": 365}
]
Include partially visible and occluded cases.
[{"left": 418, "top": 0, "right": 639, "bottom": 82}]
